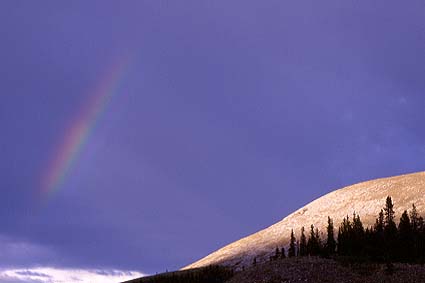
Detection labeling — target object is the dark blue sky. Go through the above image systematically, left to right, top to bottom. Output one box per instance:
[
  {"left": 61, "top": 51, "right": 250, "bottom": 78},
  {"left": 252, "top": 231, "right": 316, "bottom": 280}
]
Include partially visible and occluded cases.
[{"left": 0, "top": 0, "right": 424, "bottom": 277}]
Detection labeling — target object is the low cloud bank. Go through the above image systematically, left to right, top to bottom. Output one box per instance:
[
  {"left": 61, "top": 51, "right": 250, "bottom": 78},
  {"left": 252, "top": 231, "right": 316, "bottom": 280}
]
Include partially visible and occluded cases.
[{"left": 0, "top": 267, "right": 145, "bottom": 283}]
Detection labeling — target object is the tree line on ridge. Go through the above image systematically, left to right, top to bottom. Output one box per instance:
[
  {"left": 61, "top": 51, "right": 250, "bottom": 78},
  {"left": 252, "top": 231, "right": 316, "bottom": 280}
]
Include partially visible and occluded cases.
[{"left": 263, "top": 197, "right": 425, "bottom": 264}]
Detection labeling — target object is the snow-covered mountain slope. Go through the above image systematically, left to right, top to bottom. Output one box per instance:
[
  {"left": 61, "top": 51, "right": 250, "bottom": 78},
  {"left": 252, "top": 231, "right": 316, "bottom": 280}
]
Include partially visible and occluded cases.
[{"left": 183, "top": 171, "right": 425, "bottom": 270}]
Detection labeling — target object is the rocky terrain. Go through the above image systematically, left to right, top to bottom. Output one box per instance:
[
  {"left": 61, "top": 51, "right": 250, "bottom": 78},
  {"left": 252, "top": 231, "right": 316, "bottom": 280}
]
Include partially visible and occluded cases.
[{"left": 183, "top": 171, "right": 425, "bottom": 270}]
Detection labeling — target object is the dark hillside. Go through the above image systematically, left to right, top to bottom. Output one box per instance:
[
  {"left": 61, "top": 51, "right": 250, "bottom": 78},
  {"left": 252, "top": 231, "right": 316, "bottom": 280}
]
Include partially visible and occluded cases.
[
  {"left": 123, "top": 257, "right": 425, "bottom": 283},
  {"left": 226, "top": 257, "right": 425, "bottom": 283},
  {"left": 122, "top": 265, "right": 233, "bottom": 283}
]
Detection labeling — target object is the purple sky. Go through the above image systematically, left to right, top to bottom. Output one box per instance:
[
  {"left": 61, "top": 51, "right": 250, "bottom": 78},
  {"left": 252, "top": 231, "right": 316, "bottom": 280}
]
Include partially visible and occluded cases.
[{"left": 1, "top": 0, "right": 424, "bottom": 279}]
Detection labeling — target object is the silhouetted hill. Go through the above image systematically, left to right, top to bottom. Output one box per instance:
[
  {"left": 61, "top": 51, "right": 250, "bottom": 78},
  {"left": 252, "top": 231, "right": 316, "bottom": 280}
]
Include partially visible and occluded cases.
[
  {"left": 227, "top": 256, "right": 425, "bottom": 283},
  {"left": 123, "top": 257, "right": 425, "bottom": 283}
]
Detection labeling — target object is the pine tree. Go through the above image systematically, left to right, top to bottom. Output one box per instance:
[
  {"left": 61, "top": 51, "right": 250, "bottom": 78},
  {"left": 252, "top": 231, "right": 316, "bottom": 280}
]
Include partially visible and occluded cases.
[
  {"left": 383, "top": 196, "right": 397, "bottom": 260},
  {"left": 384, "top": 196, "right": 396, "bottom": 227},
  {"left": 410, "top": 204, "right": 419, "bottom": 232},
  {"left": 410, "top": 204, "right": 421, "bottom": 260},
  {"left": 373, "top": 209, "right": 385, "bottom": 259},
  {"left": 375, "top": 209, "right": 385, "bottom": 233},
  {"left": 398, "top": 210, "right": 413, "bottom": 261},
  {"left": 352, "top": 213, "right": 365, "bottom": 256},
  {"left": 353, "top": 213, "right": 364, "bottom": 234},
  {"left": 325, "top": 216, "right": 336, "bottom": 255},
  {"left": 337, "top": 216, "right": 352, "bottom": 256},
  {"left": 418, "top": 216, "right": 425, "bottom": 260},
  {"left": 307, "top": 224, "right": 315, "bottom": 255},
  {"left": 307, "top": 225, "right": 321, "bottom": 255},
  {"left": 299, "top": 227, "right": 307, "bottom": 256},
  {"left": 315, "top": 227, "right": 322, "bottom": 254},
  {"left": 337, "top": 227, "right": 343, "bottom": 255},
  {"left": 364, "top": 227, "right": 375, "bottom": 257},
  {"left": 288, "top": 229, "right": 296, "bottom": 257},
  {"left": 296, "top": 240, "right": 300, "bottom": 257},
  {"left": 275, "top": 246, "right": 280, "bottom": 259},
  {"left": 281, "top": 247, "right": 286, "bottom": 258}
]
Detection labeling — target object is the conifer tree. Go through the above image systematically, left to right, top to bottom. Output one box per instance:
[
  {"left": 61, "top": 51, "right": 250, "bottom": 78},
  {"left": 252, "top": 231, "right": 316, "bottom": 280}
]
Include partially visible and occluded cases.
[
  {"left": 383, "top": 196, "right": 397, "bottom": 259},
  {"left": 384, "top": 196, "right": 396, "bottom": 227},
  {"left": 410, "top": 204, "right": 421, "bottom": 260},
  {"left": 410, "top": 204, "right": 419, "bottom": 232},
  {"left": 373, "top": 209, "right": 385, "bottom": 258},
  {"left": 375, "top": 209, "right": 385, "bottom": 233},
  {"left": 398, "top": 210, "right": 413, "bottom": 261},
  {"left": 352, "top": 213, "right": 365, "bottom": 256},
  {"left": 353, "top": 213, "right": 365, "bottom": 234},
  {"left": 325, "top": 216, "right": 336, "bottom": 255},
  {"left": 337, "top": 216, "right": 352, "bottom": 255},
  {"left": 418, "top": 216, "right": 425, "bottom": 259},
  {"left": 418, "top": 216, "right": 424, "bottom": 231},
  {"left": 307, "top": 224, "right": 315, "bottom": 255},
  {"left": 307, "top": 225, "right": 321, "bottom": 255},
  {"left": 299, "top": 227, "right": 307, "bottom": 256},
  {"left": 315, "top": 227, "right": 322, "bottom": 253},
  {"left": 337, "top": 227, "right": 343, "bottom": 255},
  {"left": 364, "top": 227, "right": 374, "bottom": 256},
  {"left": 288, "top": 229, "right": 296, "bottom": 257},
  {"left": 296, "top": 240, "right": 300, "bottom": 257},
  {"left": 281, "top": 247, "right": 286, "bottom": 258}
]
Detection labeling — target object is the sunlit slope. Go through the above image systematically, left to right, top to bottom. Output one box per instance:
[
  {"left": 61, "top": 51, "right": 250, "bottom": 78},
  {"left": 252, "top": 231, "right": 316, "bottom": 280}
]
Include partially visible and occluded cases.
[{"left": 183, "top": 171, "right": 425, "bottom": 270}]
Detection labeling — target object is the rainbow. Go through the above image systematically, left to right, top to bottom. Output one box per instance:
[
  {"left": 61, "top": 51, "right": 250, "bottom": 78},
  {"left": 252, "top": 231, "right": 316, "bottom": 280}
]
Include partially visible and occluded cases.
[{"left": 40, "top": 58, "right": 131, "bottom": 197}]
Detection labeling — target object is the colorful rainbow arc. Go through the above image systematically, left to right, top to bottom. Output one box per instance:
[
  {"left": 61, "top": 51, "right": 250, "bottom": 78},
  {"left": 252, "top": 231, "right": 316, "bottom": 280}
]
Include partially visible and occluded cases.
[{"left": 40, "top": 58, "right": 131, "bottom": 197}]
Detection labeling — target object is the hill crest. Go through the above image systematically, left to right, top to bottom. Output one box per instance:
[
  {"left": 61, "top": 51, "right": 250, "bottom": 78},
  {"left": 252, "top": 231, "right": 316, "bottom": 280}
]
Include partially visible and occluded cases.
[{"left": 183, "top": 171, "right": 425, "bottom": 270}]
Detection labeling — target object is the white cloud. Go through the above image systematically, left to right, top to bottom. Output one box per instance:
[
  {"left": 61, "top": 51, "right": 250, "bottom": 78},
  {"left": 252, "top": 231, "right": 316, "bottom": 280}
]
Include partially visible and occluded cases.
[
  {"left": 0, "top": 235, "right": 146, "bottom": 282},
  {"left": 0, "top": 267, "right": 145, "bottom": 283}
]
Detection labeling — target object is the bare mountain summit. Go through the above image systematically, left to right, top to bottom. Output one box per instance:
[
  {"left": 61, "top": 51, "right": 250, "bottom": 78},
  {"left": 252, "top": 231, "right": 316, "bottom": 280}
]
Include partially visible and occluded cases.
[{"left": 183, "top": 171, "right": 425, "bottom": 270}]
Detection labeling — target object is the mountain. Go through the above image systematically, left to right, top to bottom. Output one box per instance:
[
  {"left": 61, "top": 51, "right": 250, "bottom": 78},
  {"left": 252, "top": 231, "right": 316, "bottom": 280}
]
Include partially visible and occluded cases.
[{"left": 183, "top": 171, "right": 425, "bottom": 270}]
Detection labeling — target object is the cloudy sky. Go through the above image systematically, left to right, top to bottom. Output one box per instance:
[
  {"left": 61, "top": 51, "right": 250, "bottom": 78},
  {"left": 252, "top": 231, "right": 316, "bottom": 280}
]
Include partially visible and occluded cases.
[{"left": 0, "top": 1, "right": 424, "bottom": 282}]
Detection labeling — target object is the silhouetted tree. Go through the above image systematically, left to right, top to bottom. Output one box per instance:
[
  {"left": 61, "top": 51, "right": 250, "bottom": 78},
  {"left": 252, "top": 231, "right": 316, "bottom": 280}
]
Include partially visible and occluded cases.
[
  {"left": 383, "top": 196, "right": 397, "bottom": 260},
  {"left": 384, "top": 196, "right": 396, "bottom": 225},
  {"left": 267, "top": 197, "right": 425, "bottom": 264},
  {"left": 319, "top": 197, "right": 425, "bottom": 263},
  {"left": 410, "top": 204, "right": 421, "bottom": 260},
  {"left": 410, "top": 204, "right": 419, "bottom": 232},
  {"left": 410, "top": 204, "right": 425, "bottom": 262},
  {"left": 372, "top": 209, "right": 385, "bottom": 258},
  {"left": 375, "top": 209, "right": 385, "bottom": 233},
  {"left": 398, "top": 210, "right": 413, "bottom": 261},
  {"left": 352, "top": 213, "right": 365, "bottom": 256},
  {"left": 418, "top": 215, "right": 425, "bottom": 260},
  {"left": 325, "top": 216, "right": 336, "bottom": 256},
  {"left": 337, "top": 216, "right": 352, "bottom": 255},
  {"left": 307, "top": 225, "right": 321, "bottom": 255},
  {"left": 307, "top": 225, "right": 315, "bottom": 255},
  {"left": 299, "top": 227, "right": 307, "bottom": 256},
  {"left": 315, "top": 227, "right": 322, "bottom": 253},
  {"left": 364, "top": 227, "right": 375, "bottom": 257},
  {"left": 288, "top": 229, "right": 296, "bottom": 257},
  {"left": 296, "top": 240, "right": 300, "bottom": 257},
  {"left": 275, "top": 246, "right": 280, "bottom": 259},
  {"left": 270, "top": 247, "right": 281, "bottom": 261},
  {"left": 281, "top": 247, "right": 286, "bottom": 258}
]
